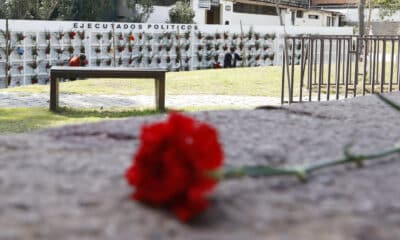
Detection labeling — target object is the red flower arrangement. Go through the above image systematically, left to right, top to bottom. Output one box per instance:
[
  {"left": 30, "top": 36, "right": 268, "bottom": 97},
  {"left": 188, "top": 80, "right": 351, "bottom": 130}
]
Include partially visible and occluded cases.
[
  {"left": 68, "top": 31, "right": 76, "bottom": 39},
  {"left": 78, "top": 31, "right": 85, "bottom": 40},
  {"left": 45, "top": 32, "right": 51, "bottom": 41},
  {"left": 128, "top": 34, "right": 135, "bottom": 41},
  {"left": 45, "top": 44, "right": 51, "bottom": 54},
  {"left": 118, "top": 45, "right": 125, "bottom": 52},
  {"left": 126, "top": 112, "right": 223, "bottom": 222}
]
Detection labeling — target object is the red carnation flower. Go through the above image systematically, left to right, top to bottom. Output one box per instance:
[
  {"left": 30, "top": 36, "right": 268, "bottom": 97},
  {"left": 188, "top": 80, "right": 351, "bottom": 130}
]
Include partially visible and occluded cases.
[
  {"left": 129, "top": 35, "right": 135, "bottom": 41},
  {"left": 125, "top": 112, "right": 224, "bottom": 222}
]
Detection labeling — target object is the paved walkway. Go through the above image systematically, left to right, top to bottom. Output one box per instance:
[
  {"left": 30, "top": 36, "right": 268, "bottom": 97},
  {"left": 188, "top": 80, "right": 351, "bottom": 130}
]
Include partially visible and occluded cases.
[{"left": 0, "top": 92, "right": 282, "bottom": 108}]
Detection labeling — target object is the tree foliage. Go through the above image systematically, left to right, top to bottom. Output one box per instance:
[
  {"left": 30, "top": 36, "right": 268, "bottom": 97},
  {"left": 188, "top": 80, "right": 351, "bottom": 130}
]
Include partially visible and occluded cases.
[
  {"left": 0, "top": 0, "right": 121, "bottom": 21},
  {"left": 126, "top": 0, "right": 154, "bottom": 22},
  {"left": 374, "top": 0, "right": 400, "bottom": 18},
  {"left": 168, "top": 1, "right": 195, "bottom": 24}
]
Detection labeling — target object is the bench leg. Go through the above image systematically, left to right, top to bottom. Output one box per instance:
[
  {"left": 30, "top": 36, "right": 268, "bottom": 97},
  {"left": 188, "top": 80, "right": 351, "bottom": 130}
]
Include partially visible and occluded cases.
[
  {"left": 155, "top": 75, "right": 166, "bottom": 112},
  {"left": 50, "top": 76, "right": 59, "bottom": 112}
]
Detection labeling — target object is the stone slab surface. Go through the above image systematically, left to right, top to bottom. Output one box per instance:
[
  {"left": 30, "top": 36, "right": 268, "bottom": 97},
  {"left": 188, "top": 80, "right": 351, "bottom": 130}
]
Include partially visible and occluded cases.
[{"left": 1, "top": 93, "right": 400, "bottom": 240}]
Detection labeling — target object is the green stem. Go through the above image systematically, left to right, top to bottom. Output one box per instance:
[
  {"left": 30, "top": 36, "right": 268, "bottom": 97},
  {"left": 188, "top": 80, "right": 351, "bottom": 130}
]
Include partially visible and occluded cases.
[
  {"left": 217, "top": 94, "right": 400, "bottom": 182},
  {"left": 219, "top": 146, "right": 400, "bottom": 182}
]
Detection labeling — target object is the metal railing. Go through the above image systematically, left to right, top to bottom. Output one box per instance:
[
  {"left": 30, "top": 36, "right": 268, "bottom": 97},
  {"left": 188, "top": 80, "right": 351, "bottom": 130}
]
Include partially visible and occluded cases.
[{"left": 281, "top": 35, "right": 400, "bottom": 104}]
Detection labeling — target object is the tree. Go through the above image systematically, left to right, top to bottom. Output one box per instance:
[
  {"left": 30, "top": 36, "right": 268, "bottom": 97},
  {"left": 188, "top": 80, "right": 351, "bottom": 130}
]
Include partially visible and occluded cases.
[
  {"left": 0, "top": 0, "right": 118, "bottom": 21},
  {"left": 58, "top": 0, "right": 117, "bottom": 21},
  {"left": 126, "top": 0, "right": 154, "bottom": 22},
  {"left": 359, "top": 0, "right": 366, "bottom": 36},
  {"left": 374, "top": 0, "right": 400, "bottom": 18},
  {"left": 168, "top": 1, "right": 195, "bottom": 24}
]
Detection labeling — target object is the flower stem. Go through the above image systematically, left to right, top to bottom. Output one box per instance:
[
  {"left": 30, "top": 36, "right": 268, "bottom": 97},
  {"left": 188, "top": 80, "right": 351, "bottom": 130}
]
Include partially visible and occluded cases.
[
  {"left": 217, "top": 94, "right": 400, "bottom": 182},
  {"left": 219, "top": 145, "right": 400, "bottom": 182}
]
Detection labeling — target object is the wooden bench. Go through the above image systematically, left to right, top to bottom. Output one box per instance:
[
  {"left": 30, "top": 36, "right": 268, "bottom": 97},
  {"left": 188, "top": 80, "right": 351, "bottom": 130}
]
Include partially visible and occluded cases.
[{"left": 50, "top": 67, "right": 167, "bottom": 112}]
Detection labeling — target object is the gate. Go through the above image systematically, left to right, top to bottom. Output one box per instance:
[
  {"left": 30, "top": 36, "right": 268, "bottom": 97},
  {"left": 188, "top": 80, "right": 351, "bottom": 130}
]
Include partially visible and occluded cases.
[{"left": 281, "top": 35, "right": 400, "bottom": 104}]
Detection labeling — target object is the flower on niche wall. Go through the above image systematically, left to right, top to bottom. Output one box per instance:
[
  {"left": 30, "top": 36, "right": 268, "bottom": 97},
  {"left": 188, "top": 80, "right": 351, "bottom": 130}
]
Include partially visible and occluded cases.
[
  {"left": 68, "top": 31, "right": 76, "bottom": 39},
  {"left": 125, "top": 112, "right": 224, "bottom": 222}
]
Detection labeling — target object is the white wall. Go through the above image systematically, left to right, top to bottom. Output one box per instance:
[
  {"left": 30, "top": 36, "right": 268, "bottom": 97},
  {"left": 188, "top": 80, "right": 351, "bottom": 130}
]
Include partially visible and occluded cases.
[
  {"left": 147, "top": 6, "right": 171, "bottom": 23},
  {"left": 0, "top": 19, "right": 353, "bottom": 87}
]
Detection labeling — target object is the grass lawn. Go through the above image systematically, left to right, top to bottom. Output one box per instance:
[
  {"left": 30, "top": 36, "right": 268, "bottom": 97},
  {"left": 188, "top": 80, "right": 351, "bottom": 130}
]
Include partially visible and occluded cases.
[
  {"left": 0, "top": 66, "right": 293, "bottom": 134},
  {"left": 1, "top": 66, "right": 287, "bottom": 97},
  {"left": 0, "top": 106, "right": 245, "bottom": 134}
]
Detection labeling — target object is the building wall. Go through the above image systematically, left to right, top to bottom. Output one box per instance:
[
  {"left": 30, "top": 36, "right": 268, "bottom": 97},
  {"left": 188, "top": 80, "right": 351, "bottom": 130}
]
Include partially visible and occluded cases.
[
  {"left": 117, "top": 0, "right": 339, "bottom": 27},
  {"left": 312, "top": 0, "right": 358, "bottom": 5}
]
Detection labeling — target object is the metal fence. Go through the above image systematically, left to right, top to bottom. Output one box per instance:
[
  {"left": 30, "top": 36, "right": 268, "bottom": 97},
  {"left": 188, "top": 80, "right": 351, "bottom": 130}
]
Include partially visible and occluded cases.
[{"left": 281, "top": 35, "right": 400, "bottom": 104}]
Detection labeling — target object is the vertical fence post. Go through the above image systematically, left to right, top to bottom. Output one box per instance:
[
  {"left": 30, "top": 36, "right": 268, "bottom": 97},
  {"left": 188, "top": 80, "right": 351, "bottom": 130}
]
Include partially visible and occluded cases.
[
  {"left": 5, "top": 18, "right": 9, "bottom": 88},
  {"left": 299, "top": 37, "right": 306, "bottom": 103},
  {"left": 354, "top": 37, "right": 360, "bottom": 98},
  {"left": 290, "top": 38, "right": 295, "bottom": 103},
  {"left": 308, "top": 38, "right": 314, "bottom": 102},
  {"left": 318, "top": 38, "right": 324, "bottom": 101},
  {"left": 327, "top": 38, "right": 332, "bottom": 101},
  {"left": 345, "top": 38, "right": 351, "bottom": 98},
  {"left": 363, "top": 38, "right": 368, "bottom": 96},
  {"left": 389, "top": 38, "right": 395, "bottom": 92},
  {"left": 336, "top": 39, "right": 341, "bottom": 100},
  {"left": 372, "top": 39, "right": 377, "bottom": 93},
  {"left": 381, "top": 39, "right": 386, "bottom": 93},
  {"left": 281, "top": 52, "right": 286, "bottom": 104}
]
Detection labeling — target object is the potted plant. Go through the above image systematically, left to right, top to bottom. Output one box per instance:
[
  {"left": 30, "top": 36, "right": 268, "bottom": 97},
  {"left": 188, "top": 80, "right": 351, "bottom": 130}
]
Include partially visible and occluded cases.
[
  {"left": 56, "top": 31, "right": 64, "bottom": 40},
  {"left": 68, "top": 31, "right": 76, "bottom": 40},
  {"left": 78, "top": 31, "right": 85, "bottom": 40},
  {"left": 184, "top": 31, "right": 190, "bottom": 40},
  {"left": 16, "top": 32, "right": 25, "bottom": 43},
  {"left": 44, "top": 32, "right": 51, "bottom": 41},
  {"left": 118, "top": 32, "right": 124, "bottom": 41},
  {"left": 129, "top": 32, "right": 135, "bottom": 42},
  {"left": 138, "top": 32, "right": 144, "bottom": 41},
  {"left": 223, "top": 32, "right": 229, "bottom": 40},
  {"left": 96, "top": 33, "right": 103, "bottom": 41},
  {"left": 31, "top": 34, "right": 37, "bottom": 43},
  {"left": 205, "top": 34, "right": 214, "bottom": 41},
  {"left": 44, "top": 42, "right": 51, "bottom": 55},
  {"left": 166, "top": 44, "right": 172, "bottom": 53},
  {"left": 184, "top": 44, "right": 190, "bottom": 52},
  {"left": 107, "top": 45, "right": 112, "bottom": 53},
  {"left": 118, "top": 45, "right": 125, "bottom": 53},
  {"left": 31, "top": 46, "right": 38, "bottom": 58},
  {"left": 68, "top": 46, "right": 74, "bottom": 55},
  {"left": 196, "top": 53, "right": 202, "bottom": 62},
  {"left": 166, "top": 56, "right": 171, "bottom": 64},
  {"left": 28, "top": 61, "right": 38, "bottom": 69},
  {"left": 45, "top": 63, "right": 52, "bottom": 70},
  {"left": 17, "top": 65, "right": 24, "bottom": 73},
  {"left": 31, "top": 75, "right": 38, "bottom": 84}
]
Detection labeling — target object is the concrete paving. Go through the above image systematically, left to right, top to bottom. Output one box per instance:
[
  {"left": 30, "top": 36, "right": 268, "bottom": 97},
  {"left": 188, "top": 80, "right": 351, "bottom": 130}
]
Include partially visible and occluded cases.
[
  {"left": 0, "top": 92, "right": 281, "bottom": 109},
  {"left": 1, "top": 93, "right": 400, "bottom": 239}
]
